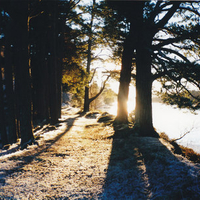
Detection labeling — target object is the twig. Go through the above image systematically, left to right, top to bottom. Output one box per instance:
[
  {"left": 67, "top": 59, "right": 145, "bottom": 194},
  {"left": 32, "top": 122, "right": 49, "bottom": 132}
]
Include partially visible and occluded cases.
[{"left": 172, "top": 127, "right": 194, "bottom": 142}]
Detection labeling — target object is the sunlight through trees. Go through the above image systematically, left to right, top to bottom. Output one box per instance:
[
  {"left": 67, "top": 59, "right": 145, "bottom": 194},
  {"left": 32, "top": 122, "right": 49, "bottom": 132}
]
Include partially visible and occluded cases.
[{"left": 0, "top": 0, "right": 200, "bottom": 147}]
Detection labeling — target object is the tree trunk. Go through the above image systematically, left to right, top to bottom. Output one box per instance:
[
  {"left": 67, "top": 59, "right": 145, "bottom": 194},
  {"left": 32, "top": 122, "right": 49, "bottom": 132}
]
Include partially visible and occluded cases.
[
  {"left": 48, "top": 0, "right": 60, "bottom": 124},
  {"left": 83, "top": 0, "right": 95, "bottom": 113},
  {"left": 12, "top": 2, "right": 34, "bottom": 148},
  {"left": 128, "top": 2, "right": 159, "bottom": 137},
  {"left": 31, "top": 11, "right": 50, "bottom": 123},
  {"left": 4, "top": 19, "right": 18, "bottom": 144},
  {"left": 32, "top": 33, "right": 50, "bottom": 122},
  {"left": 83, "top": 34, "right": 92, "bottom": 112},
  {"left": 115, "top": 36, "right": 133, "bottom": 124},
  {"left": 56, "top": 38, "right": 62, "bottom": 119},
  {"left": 134, "top": 38, "right": 159, "bottom": 137},
  {"left": 57, "top": 63, "right": 62, "bottom": 119},
  {"left": 0, "top": 64, "right": 8, "bottom": 146},
  {"left": 84, "top": 86, "right": 90, "bottom": 112}
]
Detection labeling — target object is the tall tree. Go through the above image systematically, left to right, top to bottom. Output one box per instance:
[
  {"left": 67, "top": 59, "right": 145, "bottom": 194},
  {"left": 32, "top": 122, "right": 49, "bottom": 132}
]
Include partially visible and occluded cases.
[
  {"left": 0, "top": 0, "right": 78, "bottom": 148},
  {"left": 30, "top": 0, "right": 75, "bottom": 124},
  {"left": 30, "top": 0, "right": 51, "bottom": 123},
  {"left": 47, "top": 0, "right": 61, "bottom": 124},
  {"left": 74, "top": 0, "right": 112, "bottom": 112},
  {"left": 83, "top": 0, "right": 96, "bottom": 112},
  {"left": 106, "top": 1, "right": 140, "bottom": 124},
  {"left": 107, "top": 1, "right": 200, "bottom": 137},
  {"left": 114, "top": 1, "right": 139, "bottom": 123},
  {"left": 12, "top": 2, "right": 34, "bottom": 147},
  {"left": 0, "top": 7, "right": 19, "bottom": 146},
  {"left": 0, "top": 8, "right": 17, "bottom": 146},
  {"left": 4, "top": 14, "right": 18, "bottom": 144},
  {"left": 0, "top": 56, "right": 8, "bottom": 146}
]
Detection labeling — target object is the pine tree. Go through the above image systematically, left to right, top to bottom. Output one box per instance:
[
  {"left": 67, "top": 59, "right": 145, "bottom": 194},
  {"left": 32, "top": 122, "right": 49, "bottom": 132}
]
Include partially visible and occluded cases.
[
  {"left": 0, "top": 0, "right": 78, "bottom": 148},
  {"left": 30, "top": 0, "right": 75, "bottom": 124},
  {"left": 74, "top": 0, "right": 112, "bottom": 112},
  {"left": 11, "top": 1, "right": 34, "bottom": 148},
  {"left": 107, "top": 1, "right": 200, "bottom": 137},
  {"left": 0, "top": 8, "right": 18, "bottom": 146},
  {"left": 4, "top": 15, "right": 18, "bottom": 144},
  {"left": 0, "top": 57, "right": 8, "bottom": 146}
]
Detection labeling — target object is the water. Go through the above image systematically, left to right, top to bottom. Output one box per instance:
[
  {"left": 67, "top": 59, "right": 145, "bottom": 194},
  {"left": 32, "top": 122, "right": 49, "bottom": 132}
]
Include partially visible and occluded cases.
[
  {"left": 106, "top": 102, "right": 200, "bottom": 153},
  {"left": 153, "top": 103, "right": 200, "bottom": 153}
]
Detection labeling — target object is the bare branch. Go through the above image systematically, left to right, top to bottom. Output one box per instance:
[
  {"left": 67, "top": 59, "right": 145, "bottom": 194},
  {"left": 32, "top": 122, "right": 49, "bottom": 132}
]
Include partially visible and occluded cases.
[
  {"left": 69, "top": 0, "right": 81, "bottom": 10},
  {"left": 89, "top": 67, "right": 100, "bottom": 84},
  {"left": 89, "top": 74, "right": 111, "bottom": 104},
  {"left": 172, "top": 127, "right": 194, "bottom": 142}
]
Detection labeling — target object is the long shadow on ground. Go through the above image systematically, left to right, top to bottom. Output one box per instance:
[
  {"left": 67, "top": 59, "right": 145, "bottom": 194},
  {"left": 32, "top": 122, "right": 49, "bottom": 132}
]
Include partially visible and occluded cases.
[
  {"left": 0, "top": 114, "right": 82, "bottom": 185},
  {"left": 102, "top": 129, "right": 200, "bottom": 199}
]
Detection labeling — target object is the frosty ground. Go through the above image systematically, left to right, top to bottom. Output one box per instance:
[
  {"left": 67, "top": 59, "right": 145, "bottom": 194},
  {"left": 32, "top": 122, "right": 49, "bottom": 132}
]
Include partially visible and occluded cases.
[{"left": 0, "top": 106, "right": 200, "bottom": 199}]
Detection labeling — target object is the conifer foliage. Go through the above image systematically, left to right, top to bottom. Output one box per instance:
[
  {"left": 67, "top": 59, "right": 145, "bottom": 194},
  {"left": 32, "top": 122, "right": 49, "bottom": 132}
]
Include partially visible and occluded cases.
[
  {"left": 0, "top": 0, "right": 80, "bottom": 149},
  {"left": 0, "top": 0, "right": 200, "bottom": 148},
  {"left": 107, "top": 1, "right": 200, "bottom": 137}
]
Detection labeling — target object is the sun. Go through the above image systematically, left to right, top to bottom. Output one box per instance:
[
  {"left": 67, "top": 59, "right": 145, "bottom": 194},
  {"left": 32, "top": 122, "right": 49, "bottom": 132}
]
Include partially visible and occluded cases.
[
  {"left": 107, "top": 84, "right": 136, "bottom": 116},
  {"left": 127, "top": 85, "right": 136, "bottom": 113}
]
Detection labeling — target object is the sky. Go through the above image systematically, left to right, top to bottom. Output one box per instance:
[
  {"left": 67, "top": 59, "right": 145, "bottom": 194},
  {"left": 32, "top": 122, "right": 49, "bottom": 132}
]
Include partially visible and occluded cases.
[{"left": 78, "top": 0, "right": 200, "bottom": 111}]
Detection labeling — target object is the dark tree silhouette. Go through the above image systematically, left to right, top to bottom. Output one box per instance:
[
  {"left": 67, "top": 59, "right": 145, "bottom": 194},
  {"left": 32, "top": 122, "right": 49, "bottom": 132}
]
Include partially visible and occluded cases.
[
  {"left": 107, "top": 1, "right": 200, "bottom": 137},
  {"left": 10, "top": 2, "right": 34, "bottom": 148},
  {"left": 4, "top": 15, "right": 18, "bottom": 144},
  {"left": 0, "top": 56, "right": 8, "bottom": 146}
]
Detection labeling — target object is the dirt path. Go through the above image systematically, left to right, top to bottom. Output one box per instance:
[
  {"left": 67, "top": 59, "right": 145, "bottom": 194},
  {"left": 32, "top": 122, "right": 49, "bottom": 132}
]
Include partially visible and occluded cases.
[
  {"left": 0, "top": 108, "right": 200, "bottom": 199},
  {"left": 0, "top": 111, "right": 114, "bottom": 199}
]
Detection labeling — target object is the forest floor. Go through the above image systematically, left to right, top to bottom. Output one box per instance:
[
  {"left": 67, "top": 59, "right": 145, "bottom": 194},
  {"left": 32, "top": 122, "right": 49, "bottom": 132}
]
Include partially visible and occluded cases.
[{"left": 0, "top": 106, "right": 200, "bottom": 199}]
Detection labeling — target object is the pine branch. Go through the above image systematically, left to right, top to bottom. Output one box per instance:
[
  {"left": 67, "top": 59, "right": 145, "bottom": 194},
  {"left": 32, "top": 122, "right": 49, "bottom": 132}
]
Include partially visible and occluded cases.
[
  {"left": 148, "top": 1, "right": 172, "bottom": 24},
  {"left": 156, "top": 2, "right": 180, "bottom": 28},
  {"left": 179, "top": 6, "right": 200, "bottom": 17},
  {"left": 153, "top": 35, "right": 190, "bottom": 50},
  {"left": 161, "top": 47, "right": 190, "bottom": 63}
]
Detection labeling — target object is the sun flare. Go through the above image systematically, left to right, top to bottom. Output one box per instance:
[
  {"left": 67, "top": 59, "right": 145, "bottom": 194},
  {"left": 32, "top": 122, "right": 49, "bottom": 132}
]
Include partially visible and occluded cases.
[
  {"left": 107, "top": 85, "right": 136, "bottom": 116},
  {"left": 107, "top": 99, "right": 135, "bottom": 116}
]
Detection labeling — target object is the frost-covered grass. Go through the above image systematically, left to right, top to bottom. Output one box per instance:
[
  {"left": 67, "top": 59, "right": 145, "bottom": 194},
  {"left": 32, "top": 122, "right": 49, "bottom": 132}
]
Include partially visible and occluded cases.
[{"left": 0, "top": 106, "right": 200, "bottom": 199}]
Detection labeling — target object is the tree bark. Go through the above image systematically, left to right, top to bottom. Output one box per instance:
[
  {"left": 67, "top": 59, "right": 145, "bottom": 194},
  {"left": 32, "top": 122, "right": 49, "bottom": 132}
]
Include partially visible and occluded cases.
[
  {"left": 48, "top": 0, "right": 60, "bottom": 124},
  {"left": 83, "top": 0, "right": 95, "bottom": 113},
  {"left": 12, "top": 2, "right": 34, "bottom": 148},
  {"left": 31, "top": 10, "right": 51, "bottom": 123},
  {"left": 4, "top": 19, "right": 18, "bottom": 144},
  {"left": 134, "top": 21, "right": 159, "bottom": 137},
  {"left": 83, "top": 30, "right": 92, "bottom": 112},
  {"left": 114, "top": 36, "right": 133, "bottom": 124},
  {"left": 34, "top": 41, "right": 50, "bottom": 122},
  {"left": 135, "top": 46, "right": 158, "bottom": 137},
  {"left": 0, "top": 63, "right": 8, "bottom": 146},
  {"left": 84, "top": 86, "right": 90, "bottom": 112}
]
